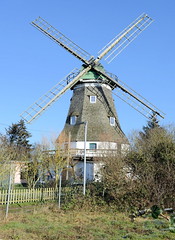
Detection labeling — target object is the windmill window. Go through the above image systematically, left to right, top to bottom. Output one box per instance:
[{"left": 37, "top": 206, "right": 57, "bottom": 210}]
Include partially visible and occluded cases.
[
  {"left": 90, "top": 96, "right": 96, "bottom": 103},
  {"left": 70, "top": 116, "right": 77, "bottom": 125},
  {"left": 110, "top": 117, "right": 115, "bottom": 126},
  {"left": 89, "top": 143, "right": 97, "bottom": 150}
]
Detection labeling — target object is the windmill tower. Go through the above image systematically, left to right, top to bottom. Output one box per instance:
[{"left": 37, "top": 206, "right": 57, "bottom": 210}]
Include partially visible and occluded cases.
[
  {"left": 21, "top": 14, "right": 165, "bottom": 181},
  {"left": 59, "top": 64, "right": 128, "bottom": 150}
]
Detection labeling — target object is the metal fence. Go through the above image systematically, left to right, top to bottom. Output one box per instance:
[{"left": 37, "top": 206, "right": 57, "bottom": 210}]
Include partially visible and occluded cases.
[{"left": 0, "top": 188, "right": 57, "bottom": 205}]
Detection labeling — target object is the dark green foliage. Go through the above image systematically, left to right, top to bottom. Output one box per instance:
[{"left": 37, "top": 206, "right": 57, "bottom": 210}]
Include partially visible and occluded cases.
[
  {"left": 140, "top": 117, "right": 160, "bottom": 139},
  {"left": 6, "top": 119, "right": 32, "bottom": 149},
  {"left": 151, "top": 205, "right": 161, "bottom": 219}
]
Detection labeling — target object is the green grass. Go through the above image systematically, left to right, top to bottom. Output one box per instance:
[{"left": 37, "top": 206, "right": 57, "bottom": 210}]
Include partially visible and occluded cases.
[{"left": 0, "top": 204, "right": 174, "bottom": 240}]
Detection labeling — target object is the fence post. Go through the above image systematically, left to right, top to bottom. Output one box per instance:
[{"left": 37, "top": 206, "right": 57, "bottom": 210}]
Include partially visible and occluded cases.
[
  {"left": 5, "top": 166, "right": 12, "bottom": 218},
  {"left": 58, "top": 170, "right": 62, "bottom": 209}
]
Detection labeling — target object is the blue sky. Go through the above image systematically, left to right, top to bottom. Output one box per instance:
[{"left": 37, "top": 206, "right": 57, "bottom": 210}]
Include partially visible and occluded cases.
[{"left": 0, "top": 0, "right": 174, "bottom": 144}]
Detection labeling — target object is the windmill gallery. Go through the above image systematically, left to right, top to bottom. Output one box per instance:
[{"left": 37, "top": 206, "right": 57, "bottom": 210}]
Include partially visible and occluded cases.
[{"left": 21, "top": 14, "right": 164, "bottom": 182}]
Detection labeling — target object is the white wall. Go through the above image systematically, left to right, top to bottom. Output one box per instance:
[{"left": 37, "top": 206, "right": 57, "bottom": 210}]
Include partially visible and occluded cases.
[
  {"left": 70, "top": 141, "right": 118, "bottom": 149},
  {"left": 13, "top": 163, "right": 21, "bottom": 184}
]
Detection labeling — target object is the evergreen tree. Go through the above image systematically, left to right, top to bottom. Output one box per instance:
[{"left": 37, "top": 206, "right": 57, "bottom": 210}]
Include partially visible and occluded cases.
[
  {"left": 140, "top": 114, "right": 160, "bottom": 139},
  {"left": 6, "top": 119, "right": 32, "bottom": 149}
]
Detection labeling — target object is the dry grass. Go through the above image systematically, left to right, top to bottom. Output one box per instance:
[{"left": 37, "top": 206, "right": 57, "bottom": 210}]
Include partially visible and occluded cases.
[{"left": 0, "top": 203, "right": 174, "bottom": 240}]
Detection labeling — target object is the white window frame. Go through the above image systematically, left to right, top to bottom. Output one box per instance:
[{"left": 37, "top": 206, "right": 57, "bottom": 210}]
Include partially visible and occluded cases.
[
  {"left": 90, "top": 96, "right": 96, "bottom": 103},
  {"left": 70, "top": 116, "right": 77, "bottom": 125},
  {"left": 110, "top": 117, "right": 115, "bottom": 126},
  {"left": 89, "top": 143, "right": 97, "bottom": 150}
]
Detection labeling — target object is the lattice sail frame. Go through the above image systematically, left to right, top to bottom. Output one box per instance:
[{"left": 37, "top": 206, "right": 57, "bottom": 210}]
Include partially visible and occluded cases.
[
  {"left": 97, "top": 13, "right": 153, "bottom": 63},
  {"left": 31, "top": 17, "right": 93, "bottom": 64},
  {"left": 20, "top": 67, "right": 92, "bottom": 123},
  {"left": 93, "top": 68, "right": 165, "bottom": 120},
  {"left": 107, "top": 74, "right": 165, "bottom": 120}
]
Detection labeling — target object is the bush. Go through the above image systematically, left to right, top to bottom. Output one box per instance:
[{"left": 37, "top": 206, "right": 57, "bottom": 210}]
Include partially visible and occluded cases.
[{"left": 102, "top": 124, "right": 175, "bottom": 210}]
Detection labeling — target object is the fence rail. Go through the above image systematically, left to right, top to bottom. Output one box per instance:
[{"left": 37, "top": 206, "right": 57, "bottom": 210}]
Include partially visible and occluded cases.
[{"left": 0, "top": 188, "right": 58, "bottom": 205}]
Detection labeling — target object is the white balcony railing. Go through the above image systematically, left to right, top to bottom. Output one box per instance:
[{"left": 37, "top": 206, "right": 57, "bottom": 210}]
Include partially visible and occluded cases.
[{"left": 69, "top": 148, "right": 119, "bottom": 159}]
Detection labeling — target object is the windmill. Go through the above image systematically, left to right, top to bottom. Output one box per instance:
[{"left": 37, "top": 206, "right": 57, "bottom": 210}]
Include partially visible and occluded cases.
[{"left": 21, "top": 14, "right": 164, "bottom": 181}]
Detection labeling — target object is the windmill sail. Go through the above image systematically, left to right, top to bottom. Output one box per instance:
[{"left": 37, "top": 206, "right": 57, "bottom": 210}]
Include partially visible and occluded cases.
[
  {"left": 96, "top": 13, "right": 153, "bottom": 64},
  {"left": 31, "top": 17, "right": 93, "bottom": 65},
  {"left": 20, "top": 67, "right": 91, "bottom": 123},
  {"left": 93, "top": 67, "right": 165, "bottom": 120},
  {"left": 111, "top": 79, "right": 165, "bottom": 120}
]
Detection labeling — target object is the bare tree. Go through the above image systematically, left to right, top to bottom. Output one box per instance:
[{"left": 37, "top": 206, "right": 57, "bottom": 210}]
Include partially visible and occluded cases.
[{"left": 20, "top": 143, "right": 50, "bottom": 188}]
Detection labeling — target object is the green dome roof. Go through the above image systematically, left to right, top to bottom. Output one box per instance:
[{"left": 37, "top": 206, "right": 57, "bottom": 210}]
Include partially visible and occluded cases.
[{"left": 81, "top": 64, "right": 106, "bottom": 80}]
